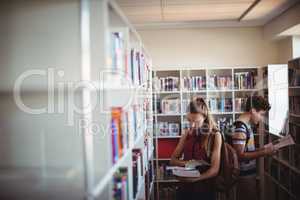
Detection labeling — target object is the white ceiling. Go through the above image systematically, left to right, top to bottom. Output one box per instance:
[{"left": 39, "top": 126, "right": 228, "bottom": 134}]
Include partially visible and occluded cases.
[{"left": 116, "top": 0, "right": 299, "bottom": 28}]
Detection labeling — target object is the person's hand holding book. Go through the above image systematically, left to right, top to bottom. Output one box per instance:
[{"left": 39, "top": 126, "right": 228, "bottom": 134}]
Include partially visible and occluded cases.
[{"left": 263, "top": 143, "right": 277, "bottom": 155}]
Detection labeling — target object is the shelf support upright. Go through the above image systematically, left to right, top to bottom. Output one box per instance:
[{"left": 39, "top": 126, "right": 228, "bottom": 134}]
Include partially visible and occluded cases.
[{"left": 80, "top": 0, "right": 94, "bottom": 199}]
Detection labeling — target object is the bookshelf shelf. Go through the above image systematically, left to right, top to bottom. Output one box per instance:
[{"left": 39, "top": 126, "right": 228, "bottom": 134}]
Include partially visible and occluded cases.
[
  {"left": 234, "top": 88, "right": 259, "bottom": 92},
  {"left": 207, "top": 89, "right": 233, "bottom": 92},
  {"left": 182, "top": 90, "right": 206, "bottom": 93},
  {"left": 154, "top": 91, "right": 180, "bottom": 94},
  {"left": 211, "top": 112, "right": 234, "bottom": 115},
  {"left": 155, "top": 113, "right": 181, "bottom": 116},
  {"left": 289, "top": 113, "right": 300, "bottom": 118},
  {"left": 156, "top": 136, "right": 181, "bottom": 139},
  {"left": 93, "top": 149, "right": 133, "bottom": 197},
  {"left": 272, "top": 156, "right": 300, "bottom": 175},
  {"left": 154, "top": 158, "right": 171, "bottom": 161},
  {"left": 265, "top": 172, "right": 297, "bottom": 200},
  {"left": 155, "top": 179, "right": 179, "bottom": 183}
]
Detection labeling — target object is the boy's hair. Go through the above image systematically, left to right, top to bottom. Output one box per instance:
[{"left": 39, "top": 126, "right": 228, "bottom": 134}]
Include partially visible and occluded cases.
[{"left": 245, "top": 95, "right": 271, "bottom": 112}]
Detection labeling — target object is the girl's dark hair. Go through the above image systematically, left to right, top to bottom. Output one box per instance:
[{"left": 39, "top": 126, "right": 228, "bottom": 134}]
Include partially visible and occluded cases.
[
  {"left": 245, "top": 95, "right": 271, "bottom": 112},
  {"left": 187, "top": 97, "right": 218, "bottom": 133}
]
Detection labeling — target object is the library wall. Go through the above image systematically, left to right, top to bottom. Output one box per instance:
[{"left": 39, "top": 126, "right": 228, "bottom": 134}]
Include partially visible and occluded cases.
[
  {"left": 138, "top": 27, "right": 279, "bottom": 69},
  {"left": 292, "top": 36, "right": 300, "bottom": 58},
  {"left": 278, "top": 37, "right": 293, "bottom": 64}
]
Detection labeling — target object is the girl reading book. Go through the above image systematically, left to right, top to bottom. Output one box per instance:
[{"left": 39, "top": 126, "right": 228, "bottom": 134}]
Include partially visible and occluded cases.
[{"left": 170, "top": 97, "right": 222, "bottom": 200}]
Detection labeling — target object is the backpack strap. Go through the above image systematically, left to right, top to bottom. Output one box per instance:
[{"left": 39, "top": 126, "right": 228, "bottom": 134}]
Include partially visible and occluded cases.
[
  {"left": 233, "top": 120, "right": 250, "bottom": 152},
  {"left": 206, "top": 133, "right": 216, "bottom": 159}
]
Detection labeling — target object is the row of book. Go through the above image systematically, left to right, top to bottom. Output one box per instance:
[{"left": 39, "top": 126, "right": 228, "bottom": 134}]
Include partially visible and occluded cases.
[
  {"left": 110, "top": 32, "right": 151, "bottom": 87},
  {"left": 110, "top": 32, "right": 125, "bottom": 70},
  {"left": 289, "top": 58, "right": 300, "bottom": 87},
  {"left": 289, "top": 68, "right": 300, "bottom": 87},
  {"left": 234, "top": 71, "right": 257, "bottom": 89},
  {"left": 208, "top": 75, "right": 232, "bottom": 90},
  {"left": 153, "top": 76, "right": 180, "bottom": 91},
  {"left": 182, "top": 76, "right": 206, "bottom": 91},
  {"left": 289, "top": 96, "right": 300, "bottom": 115},
  {"left": 235, "top": 97, "right": 248, "bottom": 112},
  {"left": 209, "top": 98, "right": 233, "bottom": 113},
  {"left": 111, "top": 103, "right": 145, "bottom": 164},
  {"left": 111, "top": 107, "right": 129, "bottom": 164},
  {"left": 156, "top": 122, "right": 180, "bottom": 137},
  {"left": 288, "top": 124, "right": 300, "bottom": 169},
  {"left": 132, "top": 148, "right": 144, "bottom": 199},
  {"left": 112, "top": 150, "right": 154, "bottom": 200},
  {"left": 144, "top": 160, "right": 154, "bottom": 200},
  {"left": 113, "top": 168, "right": 129, "bottom": 200}
]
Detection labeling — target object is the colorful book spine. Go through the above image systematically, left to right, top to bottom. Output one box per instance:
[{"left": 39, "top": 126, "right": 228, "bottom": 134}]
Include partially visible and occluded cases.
[
  {"left": 110, "top": 32, "right": 125, "bottom": 70},
  {"left": 129, "top": 49, "right": 148, "bottom": 87},
  {"left": 234, "top": 71, "right": 257, "bottom": 89},
  {"left": 208, "top": 75, "right": 232, "bottom": 89},
  {"left": 182, "top": 76, "right": 206, "bottom": 91},
  {"left": 154, "top": 77, "right": 179, "bottom": 91},
  {"left": 209, "top": 98, "right": 233, "bottom": 112},
  {"left": 235, "top": 98, "right": 247, "bottom": 112},
  {"left": 111, "top": 107, "right": 123, "bottom": 164},
  {"left": 156, "top": 122, "right": 180, "bottom": 136},
  {"left": 132, "top": 148, "right": 143, "bottom": 199},
  {"left": 113, "top": 167, "right": 129, "bottom": 200}
]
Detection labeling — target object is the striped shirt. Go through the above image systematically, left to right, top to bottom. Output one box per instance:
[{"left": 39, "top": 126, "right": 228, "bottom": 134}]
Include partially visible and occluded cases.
[{"left": 232, "top": 121, "right": 256, "bottom": 176}]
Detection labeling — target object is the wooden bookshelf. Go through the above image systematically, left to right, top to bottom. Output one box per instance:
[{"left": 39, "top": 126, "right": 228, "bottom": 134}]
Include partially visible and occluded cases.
[{"left": 264, "top": 59, "right": 300, "bottom": 200}]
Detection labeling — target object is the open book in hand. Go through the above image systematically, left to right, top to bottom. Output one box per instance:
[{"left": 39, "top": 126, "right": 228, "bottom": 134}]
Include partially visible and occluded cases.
[{"left": 264, "top": 134, "right": 295, "bottom": 150}]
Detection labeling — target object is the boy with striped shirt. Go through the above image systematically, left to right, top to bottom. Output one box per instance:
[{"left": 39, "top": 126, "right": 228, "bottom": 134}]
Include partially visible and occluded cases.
[{"left": 232, "top": 96, "right": 277, "bottom": 200}]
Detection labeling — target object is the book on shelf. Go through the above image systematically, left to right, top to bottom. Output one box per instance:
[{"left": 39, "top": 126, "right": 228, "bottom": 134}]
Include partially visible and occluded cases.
[
  {"left": 110, "top": 32, "right": 125, "bottom": 70},
  {"left": 110, "top": 32, "right": 151, "bottom": 88},
  {"left": 130, "top": 49, "right": 149, "bottom": 87},
  {"left": 289, "top": 58, "right": 300, "bottom": 87},
  {"left": 234, "top": 71, "right": 257, "bottom": 89},
  {"left": 208, "top": 75, "right": 232, "bottom": 90},
  {"left": 153, "top": 76, "right": 179, "bottom": 92},
  {"left": 182, "top": 76, "right": 206, "bottom": 91},
  {"left": 289, "top": 96, "right": 300, "bottom": 115},
  {"left": 161, "top": 97, "right": 180, "bottom": 114},
  {"left": 208, "top": 97, "right": 233, "bottom": 113},
  {"left": 235, "top": 97, "right": 247, "bottom": 112},
  {"left": 111, "top": 105, "right": 145, "bottom": 164},
  {"left": 111, "top": 107, "right": 125, "bottom": 164},
  {"left": 156, "top": 122, "right": 180, "bottom": 137},
  {"left": 132, "top": 148, "right": 144, "bottom": 199},
  {"left": 157, "top": 163, "right": 175, "bottom": 180},
  {"left": 113, "top": 167, "right": 129, "bottom": 200}
]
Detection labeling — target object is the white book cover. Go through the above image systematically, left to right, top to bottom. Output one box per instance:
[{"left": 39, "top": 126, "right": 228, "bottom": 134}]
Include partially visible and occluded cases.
[{"left": 172, "top": 169, "right": 200, "bottom": 178}]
